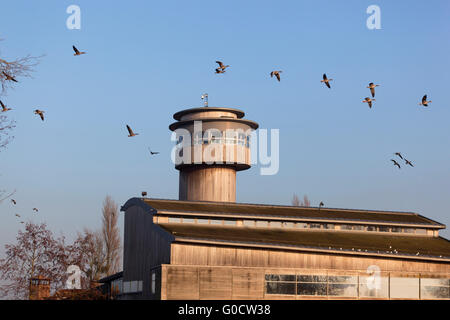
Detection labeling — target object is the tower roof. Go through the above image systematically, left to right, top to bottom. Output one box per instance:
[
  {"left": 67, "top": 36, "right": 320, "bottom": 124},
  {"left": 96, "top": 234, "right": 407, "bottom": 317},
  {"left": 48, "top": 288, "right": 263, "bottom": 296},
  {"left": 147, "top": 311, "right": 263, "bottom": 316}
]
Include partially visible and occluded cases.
[{"left": 173, "top": 107, "right": 245, "bottom": 120}]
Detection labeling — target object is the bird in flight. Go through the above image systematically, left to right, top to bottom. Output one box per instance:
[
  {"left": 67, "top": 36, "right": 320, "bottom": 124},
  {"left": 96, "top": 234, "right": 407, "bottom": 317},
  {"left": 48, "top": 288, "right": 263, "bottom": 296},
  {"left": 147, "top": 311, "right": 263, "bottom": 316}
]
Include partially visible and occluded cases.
[
  {"left": 72, "top": 45, "right": 86, "bottom": 56},
  {"left": 215, "top": 61, "right": 229, "bottom": 71},
  {"left": 215, "top": 68, "right": 226, "bottom": 74},
  {"left": 270, "top": 70, "right": 282, "bottom": 82},
  {"left": 2, "top": 71, "right": 18, "bottom": 82},
  {"left": 320, "top": 73, "right": 333, "bottom": 88},
  {"left": 367, "top": 82, "right": 380, "bottom": 98},
  {"left": 419, "top": 95, "right": 432, "bottom": 107},
  {"left": 362, "top": 97, "right": 376, "bottom": 108},
  {"left": 0, "top": 100, "right": 12, "bottom": 112},
  {"left": 34, "top": 109, "right": 45, "bottom": 121},
  {"left": 126, "top": 125, "right": 139, "bottom": 137},
  {"left": 148, "top": 147, "right": 160, "bottom": 155},
  {"left": 394, "top": 152, "right": 403, "bottom": 160},
  {"left": 391, "top": 159, "right": 401, "bottom": 169},
  {"left": 405, "top": 159, "right": 414, "bottom": 167},
  {"left": 141, "top": 191, "right": 147, "bottom": 197},
  {"left": 11, "top": 199, "right": 17, "bottom": 205},
  {"left": 32, "top": 208, "right": 39, "bottom": 212},
  {"left": 15, "top": 214, "right": 20, "bottom": 218},
  {"left": 20, "top": 221, "right": 24, "bottom": 224}
]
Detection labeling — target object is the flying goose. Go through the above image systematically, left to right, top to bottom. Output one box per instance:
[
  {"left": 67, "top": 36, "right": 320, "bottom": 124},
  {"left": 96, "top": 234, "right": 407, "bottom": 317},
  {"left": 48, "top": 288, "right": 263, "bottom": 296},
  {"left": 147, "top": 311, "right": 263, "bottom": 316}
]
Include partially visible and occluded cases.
[
  {"left": 72, "top": 45, "right": 86, "bottom": 56},
  {"left": 215, "top": 61, "right": 229, "bottom": 70},
  {"left": 215, "top": 68, "right": 226, "bottom": 74},
  {"left": 270, "top": 70, "right": 282, "bottom": 82},
  {"left": 2, "top": 71, "right": 18, "bottom": 82},
  {"left": 320, "top": 73, "right": 333, "bottom": 88},
  {"left": 367, "top": 82, "right": 380, "bottom": 98},
  {"left": 419, "top": 95, "right": 432, "bottom": 107},
  {"left": 362, "top": 97, "right": 376, "bottom": 108},
  {"left": 0, "top": 100, "right": 11, "bottom": 112},
  {"left": 34, "top": 109, "right": 45, "bottom": 121},
  {"left": 126, "top": 125, "right": 138, "bottom": 137},
  {"left": 148, "top": 147, "right": 160, "bottom": 155},
  {"left": 394, "top": 152, "right": 403, "bottom": 160},
  {"left": 391, "top": 159, "right": 401, "bottom": 169},
  {"left": 405, "top": 159, "right": 414, "bottom": 167},
  {"left": 11, "top": 199, "right": 16, "bottom": 205},
  {"left": 32, "top": 208, "right": 39, "bottom": 212},
  {"left": 15, "top": 214, "right": 20, "bottom": 218}
]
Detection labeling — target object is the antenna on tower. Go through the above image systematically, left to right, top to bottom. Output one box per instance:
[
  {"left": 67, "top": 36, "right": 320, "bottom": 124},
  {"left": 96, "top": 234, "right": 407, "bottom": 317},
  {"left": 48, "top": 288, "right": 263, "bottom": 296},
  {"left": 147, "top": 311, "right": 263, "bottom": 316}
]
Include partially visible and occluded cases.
[{"left": 201, "top": 93, "right": 208, "bottom": 107}]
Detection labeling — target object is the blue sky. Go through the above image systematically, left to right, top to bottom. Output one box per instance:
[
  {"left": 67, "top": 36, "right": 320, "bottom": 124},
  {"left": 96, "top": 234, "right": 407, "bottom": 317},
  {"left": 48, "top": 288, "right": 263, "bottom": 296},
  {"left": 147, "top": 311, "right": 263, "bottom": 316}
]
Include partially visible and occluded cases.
[{"left": 0, "top": 0, "right": 449, "bottom": 249}]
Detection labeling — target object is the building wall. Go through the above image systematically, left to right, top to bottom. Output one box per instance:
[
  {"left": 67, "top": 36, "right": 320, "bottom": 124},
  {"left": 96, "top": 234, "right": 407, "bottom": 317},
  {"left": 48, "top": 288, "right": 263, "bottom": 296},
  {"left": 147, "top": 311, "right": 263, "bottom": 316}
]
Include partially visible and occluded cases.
[
  {"left": 122, "top": 204, "right": 173, "bottom": 299},
  {"left": 170, "top": 242, "right": 450, "bottom": 274},
  {"left": 160, "top": 264, "right": 450, "bottom": 300}
]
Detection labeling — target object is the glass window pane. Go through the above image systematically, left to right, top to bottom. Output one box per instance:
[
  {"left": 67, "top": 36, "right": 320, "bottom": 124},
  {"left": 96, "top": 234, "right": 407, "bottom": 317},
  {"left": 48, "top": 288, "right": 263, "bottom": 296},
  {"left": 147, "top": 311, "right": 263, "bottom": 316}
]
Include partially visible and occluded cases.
[
  {"left": 168, "top": 217, "right": 181, "bottom": 223},
  {"left": 182, "top": 218, "right": 195, "bottom": 224},
  {"left": 197, "top": 219, "right": 209, "bottom": 224},
  {"left": 210, "top": 219, "right": 222, "bottom": 225},
  {"left": 224, "top": 220, "right": 236, "bottom": 226},
  {"left": 243, "top": 220, "right": 254, "bottom": 226},
  {"left": 256, "top": 221, "right": 268, "bottom": 227},
  {"left": 270, "top": 221, "right": 282, "bottom": 228},
  {"left": 282, "top": 222, "right": 295, "bottom": 228},
  {"left": 296, "top": 223, "right": 308, "bottom": 229},
  {"left": 415, "top": 229, "right": 427, "bottom": 234},
  {"left": 265, "top": 274, "right": 296, "bottom": 282},
  {"left": 297, "top": 275, "right": 327, "bottom": 283},
  {"left": 328, "top": 275, "right": 357, "bottom": 283},
  {"left": 359, "top": 276, "right": 389, "bottom": 298},
  {"left": 390, "top": 277, "right": 420, "bottom": 299},
  {"left": 265, "top": 282, "right": 296, "bottom": 295},
  {"left": 297, "top": 283, "right": 327, "bottom": 296},
  {"left": 328, "top": 284, "right": 358, "bottom": 297}
]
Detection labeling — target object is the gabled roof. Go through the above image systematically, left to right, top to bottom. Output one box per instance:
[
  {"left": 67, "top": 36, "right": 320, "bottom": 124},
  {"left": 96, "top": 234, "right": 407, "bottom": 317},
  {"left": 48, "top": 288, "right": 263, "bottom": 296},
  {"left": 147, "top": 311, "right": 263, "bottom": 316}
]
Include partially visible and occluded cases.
[{"left": 137, "top": 198, "right": 444, "bottom": 228}]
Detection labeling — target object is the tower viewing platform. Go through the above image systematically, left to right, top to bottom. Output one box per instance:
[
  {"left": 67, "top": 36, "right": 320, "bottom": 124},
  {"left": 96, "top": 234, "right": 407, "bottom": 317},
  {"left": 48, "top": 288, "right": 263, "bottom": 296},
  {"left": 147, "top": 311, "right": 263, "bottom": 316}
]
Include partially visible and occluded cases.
[{"left": 169, "top": 106, "right": 259, "bottom": 202}]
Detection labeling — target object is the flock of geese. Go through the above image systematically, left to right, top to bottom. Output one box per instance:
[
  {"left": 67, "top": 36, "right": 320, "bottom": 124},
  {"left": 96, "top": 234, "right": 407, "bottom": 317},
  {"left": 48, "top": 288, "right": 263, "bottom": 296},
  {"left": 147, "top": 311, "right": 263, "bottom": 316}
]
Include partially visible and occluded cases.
[
  {"left": 0, "top": 46, "right": 435, "bottom": 221},
  {"left": 214, "top": 60, "right": 424, "bottom": 170},
  {"left": 9, "top": 198, "right": 39, "bottom": 224}
]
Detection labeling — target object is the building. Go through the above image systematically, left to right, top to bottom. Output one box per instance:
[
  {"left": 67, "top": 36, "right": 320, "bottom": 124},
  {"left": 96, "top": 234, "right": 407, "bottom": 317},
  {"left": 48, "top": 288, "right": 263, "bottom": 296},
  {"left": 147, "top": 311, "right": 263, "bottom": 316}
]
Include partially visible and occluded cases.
[
  {"left": 100, "top": 105, "right": 450, "bottom": 300},
  {"left": 29, "top": 276, "right": 51, "bottom": 300}
]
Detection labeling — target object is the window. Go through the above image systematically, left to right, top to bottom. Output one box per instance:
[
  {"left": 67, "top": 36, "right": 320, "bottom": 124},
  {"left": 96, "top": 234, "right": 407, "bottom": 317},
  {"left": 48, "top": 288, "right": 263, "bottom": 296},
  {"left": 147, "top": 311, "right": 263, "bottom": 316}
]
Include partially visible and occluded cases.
[
  {"left": 168, "top": 217, "right": 181, "bottom": 223},
  {"left": 182, "top": 218, "right": 195, "bottom": 224},
  {"left": 197, "top": 218, "right": 209, "bottom": 224},
  {"left": 210, "top": 219, "right": 223, "bottom": 225},
  {"left": 224, "top": 220, "right": 236, "bottom": 226},
  {"left": 243, "top": 220, "right": 255, "bottom": 227},
  {"left": 256, "top": 221, "right": 268, "bottom": 228},
  {"left": 270, "top": 221, "right": 282, "bottom": 228},
  {"left": 282, "top": 222, "right": 295, "bottom": 228},
  {"left": 296, "top": 223, "right": 308, "bottom": 229},
  {"left": 309, "top": 223, "right": 322, "bottom": 229},
  {"left": 323, "top": 224, "right": 335, "bottom": 230},
  {"left": 367, "top": 225, "right": 378, "bottom": 232},
  {"left": 378, "top": 226, "right": 390, "bottom": 232},
  {"left": 391, "top": 227, "right": 402, "bottom": 233},
  {"left": 415, "top": 228, "right": 427, "bottom": 235},
  {"left": 151, "top": 272, "right": 156, "bottom": 294},
  {"left": 265, "top": 274, "right": 296, "bottom": 295},
  {"left": 297, "top": 274, "right": 327, "bottom": 296},
  {"left": 327, "top": 275, "right": 358, "bottom": 297},
  {"left": 359, "top": 275, "right": 389, "bottom": 298},
  {"left": 390, "top": 277, "right": 420, "bottom": 299},
  {"left": 420, "top": 278, "right": 450, "bottom": 299}
]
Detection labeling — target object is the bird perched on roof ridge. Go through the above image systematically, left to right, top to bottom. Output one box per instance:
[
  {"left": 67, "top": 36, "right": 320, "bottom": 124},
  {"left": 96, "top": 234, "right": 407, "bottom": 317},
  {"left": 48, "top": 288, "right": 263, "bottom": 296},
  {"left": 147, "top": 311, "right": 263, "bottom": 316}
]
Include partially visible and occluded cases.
[
  {"left": 72, "top": 45, "right": 86, "bottom": 56},
  {"left": 2, "top": 71, "right": 18, "bottom": 82},
  {"left": 270, "top": 71, "right": 282, "bottom": 82},
  {"left": 321, "top": 73, "right": 333, "bottom": 88},
  {"left": 367, "top": 82, "right": 380, "bottom": 98},
  {"left": 419, "top": 95, "right": 432, "bottom": 107},
  {"left": 362, "top": 97, "right": 376, "bottom": 108},
  {"left": 0, "top": 100, "right": 12, "bottom": 112},
  {"left": 34, "top": 109, "right": 45, "bottom": 121},
  {"left": 126, "top": 125, "right": 139, "bottom": 137},
  {"left": 391, "top": 159, "right": 401, "bottom": 169},
  {"left": 319, "top": 202, "right": 324, "bottom": 210}
]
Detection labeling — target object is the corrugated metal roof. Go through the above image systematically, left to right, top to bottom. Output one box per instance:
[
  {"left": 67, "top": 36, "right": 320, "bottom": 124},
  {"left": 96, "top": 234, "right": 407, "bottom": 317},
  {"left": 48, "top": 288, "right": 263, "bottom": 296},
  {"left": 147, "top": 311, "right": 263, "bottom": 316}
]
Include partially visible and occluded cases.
[
  {"left": 142, "top": 198, "right": 444, "bottom": 227},
  {"left": 158, "top": 223, "right": 450, "bottom": 259}
]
